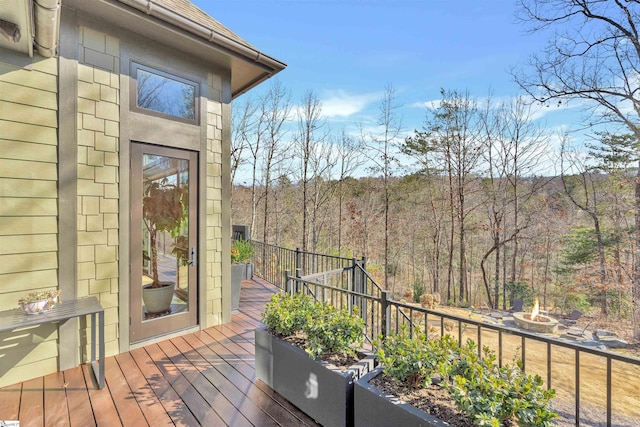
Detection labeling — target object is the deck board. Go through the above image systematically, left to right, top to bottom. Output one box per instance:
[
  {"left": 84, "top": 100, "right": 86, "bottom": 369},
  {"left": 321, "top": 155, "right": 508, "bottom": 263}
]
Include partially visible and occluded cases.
[
  {"left": 0, "top": 279, "right": 320, "bottom": 426},
  {"left": 113, "top": 351, "right": 174, "bottom": 426},
  {"left": 43, "top": 372, "right": 70, "bottom": 426},
  {"left": 19, "top": 377, "right": 43, "bottom": 427}
]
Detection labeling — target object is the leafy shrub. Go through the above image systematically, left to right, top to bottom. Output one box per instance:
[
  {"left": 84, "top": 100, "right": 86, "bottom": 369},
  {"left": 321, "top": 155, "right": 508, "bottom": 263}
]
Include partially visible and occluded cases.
[
  {"left": 231, "top": 239, "right": 254, "bottom": 264},
  {"left": 412, "top": 281, "right": 426, "bottom": 303},
  {"left": 506, "top": 281, "right": 536, "bottom": 308},
  {"left": 551, "top": 289, "right": 591, "bottom": 315},
  {"left": 261, "top": 292, "right": 365, "bottom": 360},
  {"left": 261, "top": 293, "right": 315, "bottom": 337},
  {"left": 305, "top": 303, "right": 365, "bottom": 359},
  {"left": 375, "top": 326, "right": 458, "bottom": 388},
  {"left": 376, "top": 330, "right": 558, "bottom": 426},
  {"left": 447, "top": 342, "right": 557, "bottom": 426}
]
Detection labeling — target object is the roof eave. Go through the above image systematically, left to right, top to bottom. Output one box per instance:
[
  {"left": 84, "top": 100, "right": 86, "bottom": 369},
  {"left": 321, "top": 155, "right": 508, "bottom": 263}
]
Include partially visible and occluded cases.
[{"left": 116, "top": 0, "right": 286, "bottom": 98}]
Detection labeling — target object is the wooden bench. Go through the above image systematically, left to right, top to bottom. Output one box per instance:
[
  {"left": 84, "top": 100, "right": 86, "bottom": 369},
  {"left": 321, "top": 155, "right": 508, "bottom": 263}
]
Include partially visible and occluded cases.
[{"left": 0, "top": 296, "right": 105, "bottom": 388}]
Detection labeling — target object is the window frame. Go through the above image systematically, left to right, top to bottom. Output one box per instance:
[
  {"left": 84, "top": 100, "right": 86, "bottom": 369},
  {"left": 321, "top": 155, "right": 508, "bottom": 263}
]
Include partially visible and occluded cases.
[{"left": 130, "top": 62, "right": 200, "bottom": 125}]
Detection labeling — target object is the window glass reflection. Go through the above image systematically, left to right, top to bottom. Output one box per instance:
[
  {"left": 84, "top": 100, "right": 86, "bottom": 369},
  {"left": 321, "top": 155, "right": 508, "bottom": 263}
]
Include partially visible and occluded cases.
[{"left": 136, "top": 67, "right": 196, "bottom": 120}]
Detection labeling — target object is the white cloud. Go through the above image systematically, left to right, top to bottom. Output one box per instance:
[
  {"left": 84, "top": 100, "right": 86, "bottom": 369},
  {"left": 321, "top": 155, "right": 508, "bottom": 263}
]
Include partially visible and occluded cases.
[{"left": 319, "top": 90, "right": 381, "bottom": 118}]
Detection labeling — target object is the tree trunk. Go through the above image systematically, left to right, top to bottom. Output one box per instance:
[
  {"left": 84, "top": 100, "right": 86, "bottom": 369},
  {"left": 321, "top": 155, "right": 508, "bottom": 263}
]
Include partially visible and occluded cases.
[
  {"left": 634, "top": 166, "right": 640, "bottom": 341},
  {"left": 593, "top": 217, "right": 608, "bottom": 315}
]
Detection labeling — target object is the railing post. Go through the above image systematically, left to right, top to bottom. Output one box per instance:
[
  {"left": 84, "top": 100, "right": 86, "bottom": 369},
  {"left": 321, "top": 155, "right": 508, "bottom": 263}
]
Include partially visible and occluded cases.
[
  {"left": 295, "top": 247, "right": 302, "bottom": 275},
  {"left": 295, "top": 268, "right": 303, "bottom": 294},
  {"left": 284, "top": 270, "right": 291, "bottom": 294},
  {"left": 381, "top": 290, "right": 390, "bottom": 340}
]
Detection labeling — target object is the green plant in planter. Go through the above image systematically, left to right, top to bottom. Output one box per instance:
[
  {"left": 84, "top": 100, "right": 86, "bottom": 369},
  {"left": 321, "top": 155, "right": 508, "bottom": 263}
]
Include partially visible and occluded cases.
[
  {"left": 143, "top": 177, "right": 187, "bottom": 288},
  {"left": 231, "top": 239, "right": 254, "bottom": 264},
  {"left": 261, "top": 292, "right": 365, "bottom": 360},
  {"left": 262, "top": 292, "right": 316, "bottom": 337},
  {"left": 305, "top": 303, "right": 365, "bottom": 360},
  {"left": 375, "top": 326, "right": 459, "bottom": 388},
  {"left": 375, "top": 328, "right": 558, "bottom": 426},
  {"left": 447, "top": 342, "right": 557, "bottom": 427}
]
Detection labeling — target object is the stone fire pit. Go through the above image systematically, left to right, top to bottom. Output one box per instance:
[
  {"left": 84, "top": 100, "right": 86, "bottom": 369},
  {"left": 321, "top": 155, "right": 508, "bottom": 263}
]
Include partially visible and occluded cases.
[{"left": 512, "top": 312, "right": 559, "bottom": 334}]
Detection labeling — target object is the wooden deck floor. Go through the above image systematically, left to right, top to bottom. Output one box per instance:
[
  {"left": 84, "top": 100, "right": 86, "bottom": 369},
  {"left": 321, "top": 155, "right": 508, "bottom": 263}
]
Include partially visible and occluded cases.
[{"left": 0, "top": 279, "right": 320, "bottom": 426}]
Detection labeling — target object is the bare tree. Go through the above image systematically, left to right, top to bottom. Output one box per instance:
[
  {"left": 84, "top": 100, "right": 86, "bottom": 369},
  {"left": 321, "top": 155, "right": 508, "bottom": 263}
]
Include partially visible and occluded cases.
[
  {"left": 514, "top": 0, "right": 640, "bottom": 338},
  {"left": 259, "top": 81, "right": 292, "bottom": 244},
  {"left": 363, "top": 84, "right": 403, "bottom": 291},
  {"left": 412, "top": 89, "right": 483, "bottom": 303},
  {"left": 294, "top": 90, "right": 330, "bottom": 252},
  {"left": 231, "top": 96, "right": 258, "bottom": 186},
  {"left": 481, "top": 96, "right": 549, "bottom": 308},
  {"left": 333, "top": 130, "right": 366, "bottom": 255},
  {"left": 560, "top": 137, "right": 609, "bottom": 314}
]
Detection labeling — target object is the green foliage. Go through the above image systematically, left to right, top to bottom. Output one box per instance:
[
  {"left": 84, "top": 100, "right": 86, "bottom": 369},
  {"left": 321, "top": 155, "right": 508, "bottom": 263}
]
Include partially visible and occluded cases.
[
  {"left": 587, "top": 132, "right": 639, "bottom": 170},
  {"left": 561, "top": 226, "right": 622, "bottom": 268},
  {"left": 562, "top": 227, "right": 599, "bottom": 266},
  {"left": 231, "top": 239, "right": 254, "bottom": 264},
  {"left": 412, "top": 281, "right": 426, "bottom": 303},
  {"left": 505, "top": 281, "right": 536, "bottom": 308},
  {"left": 551, "top": 289, "right": 591, "bottom": 315},
  {"left": 608, "top": 291, "right": 631, "bottom": 318},
  {"left": 261, "top": 292, "right": 365, "bottom": 360},
  {"left": 261, "top": 292, "right": 315, "bottom": 337},
  {"left": 305, "top": 304, "right": 365, "bottom": 359},
  {"left": 375, "top": 327, "right": 459, "bottom": 388},
  {"left": 376, "top": 330, "right": 558, "bottom": 426},
  {"left": 447, "top": 343, "right": 557, "bottom": 426}
]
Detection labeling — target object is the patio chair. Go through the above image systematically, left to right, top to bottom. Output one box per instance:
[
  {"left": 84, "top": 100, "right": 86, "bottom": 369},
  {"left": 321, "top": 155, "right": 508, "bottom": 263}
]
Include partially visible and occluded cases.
[
  {"left": 508, "top": 299, "right": 523, "bottom": 313},
  {"left": 560, "top": 309, "right": 583, "bottom": 326}
]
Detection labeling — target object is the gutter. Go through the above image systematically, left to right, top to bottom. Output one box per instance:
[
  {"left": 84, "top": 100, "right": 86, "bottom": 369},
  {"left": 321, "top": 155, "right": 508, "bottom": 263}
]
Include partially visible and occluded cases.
[
  {"left": 33, "top": 0, "right": 61, "bottom": 57},
  {"left": 116, "top": 0, "right": 286, "bottom": 74}
]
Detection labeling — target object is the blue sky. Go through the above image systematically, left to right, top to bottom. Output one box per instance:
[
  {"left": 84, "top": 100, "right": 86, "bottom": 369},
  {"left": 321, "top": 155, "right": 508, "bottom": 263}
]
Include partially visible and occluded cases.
[{"left": 195, "top": 0, "right": 583, "bottom": 174}]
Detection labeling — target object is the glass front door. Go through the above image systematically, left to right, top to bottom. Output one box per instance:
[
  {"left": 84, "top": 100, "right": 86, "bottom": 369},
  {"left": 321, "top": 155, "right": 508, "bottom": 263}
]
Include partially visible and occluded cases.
[{"left": 130, "top": 143, "right": 198, "bottom": 342}]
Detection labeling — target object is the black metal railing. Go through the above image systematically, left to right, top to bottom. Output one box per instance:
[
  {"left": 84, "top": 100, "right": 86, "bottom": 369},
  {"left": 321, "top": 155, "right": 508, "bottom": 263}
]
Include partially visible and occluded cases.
[
  {"left": 251, "top": 240, "right": 364, "bottom": 290},
  {"left": 278, "top": 261, "right": 640, "bottom": 427}
]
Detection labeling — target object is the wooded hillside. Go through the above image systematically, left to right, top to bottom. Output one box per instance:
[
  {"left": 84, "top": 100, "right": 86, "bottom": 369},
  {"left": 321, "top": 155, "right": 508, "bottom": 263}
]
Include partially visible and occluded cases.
[{"left": 232, "top": 162, "right": 635, "bottom": 318}]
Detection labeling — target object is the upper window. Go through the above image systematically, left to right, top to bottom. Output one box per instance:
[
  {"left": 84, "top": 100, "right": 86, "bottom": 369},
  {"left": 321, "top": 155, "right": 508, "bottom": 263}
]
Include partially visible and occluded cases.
[{"left": 132, "top": 63, "right": 199, "bottom": 123}]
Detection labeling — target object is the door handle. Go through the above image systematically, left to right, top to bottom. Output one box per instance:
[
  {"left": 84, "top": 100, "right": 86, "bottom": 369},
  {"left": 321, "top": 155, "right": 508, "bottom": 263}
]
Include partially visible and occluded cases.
[{"left": 188, "top": 246, "right": 197, "bottom": 266}]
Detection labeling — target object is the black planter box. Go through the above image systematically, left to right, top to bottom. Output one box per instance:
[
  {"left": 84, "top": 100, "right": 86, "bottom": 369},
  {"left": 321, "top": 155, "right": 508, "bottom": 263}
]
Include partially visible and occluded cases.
[
  {"left": 255, "top": 327, "right": 375, "bottom": 427},
  {"left": 354, "top": 366, "right": 450, "bottom": 427}
]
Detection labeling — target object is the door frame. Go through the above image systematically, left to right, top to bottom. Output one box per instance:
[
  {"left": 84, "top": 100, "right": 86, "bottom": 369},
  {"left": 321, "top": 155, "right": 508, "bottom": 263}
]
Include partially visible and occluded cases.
[
  {"left": 117, "top": 44, "right": 232, "bottom": 353},
  {"left": 128, "top": 142, "right": 199, "bottom": 343}
]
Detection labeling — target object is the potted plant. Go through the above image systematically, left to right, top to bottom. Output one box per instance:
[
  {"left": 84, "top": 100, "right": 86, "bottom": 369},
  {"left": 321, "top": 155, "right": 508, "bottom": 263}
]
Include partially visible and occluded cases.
[
  {"left": 142, "top": 177, "right": 187, "bottom": 313},
  {"left": 230, "top": 239, "right": 254, "bottom": 311},
  {"left": 18, "top": 289, "right": 61, "bottom": 315},
  {"left": 255, "top": 292, "right": 375, "bottom": 427},
  {"left": 355, "top": 327, "right": 558, "bottom": 426}
]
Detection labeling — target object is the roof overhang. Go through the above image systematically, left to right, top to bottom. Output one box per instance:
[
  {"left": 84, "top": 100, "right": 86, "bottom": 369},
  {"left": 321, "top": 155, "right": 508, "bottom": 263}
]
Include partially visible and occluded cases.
[
  {"left": 0, "top": 0, "right": 286, "bottom": 98},
  {"left": 0, "top": 0, "right": 61, "bottom": 58}
]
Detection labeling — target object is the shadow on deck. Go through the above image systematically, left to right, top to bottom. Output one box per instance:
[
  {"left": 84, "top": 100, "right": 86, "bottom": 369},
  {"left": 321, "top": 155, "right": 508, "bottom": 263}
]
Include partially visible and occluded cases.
[{"left": 0, "top": 279, "right": 319, "bottom": 426}]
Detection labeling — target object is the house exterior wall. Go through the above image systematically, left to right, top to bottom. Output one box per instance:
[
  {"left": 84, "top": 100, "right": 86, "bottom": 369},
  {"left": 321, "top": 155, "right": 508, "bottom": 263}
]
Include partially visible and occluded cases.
[
  {"left": 0, "top": 8, "right": 230, "bottom": 388},
  {"left": 76, "top": 25, "right": 121, "bottom": 358},
  {"left": 0, "top": 54, "right": 60, "bottom": 386},
  {"left": 205, "top": 76, "right": 228, "bottom": 328}
]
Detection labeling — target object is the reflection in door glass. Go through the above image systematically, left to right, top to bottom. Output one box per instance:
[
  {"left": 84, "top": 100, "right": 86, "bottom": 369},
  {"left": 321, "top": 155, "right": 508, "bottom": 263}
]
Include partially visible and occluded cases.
[{"left": 141, "top": 154, "right": 190, "bottom": 320}]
